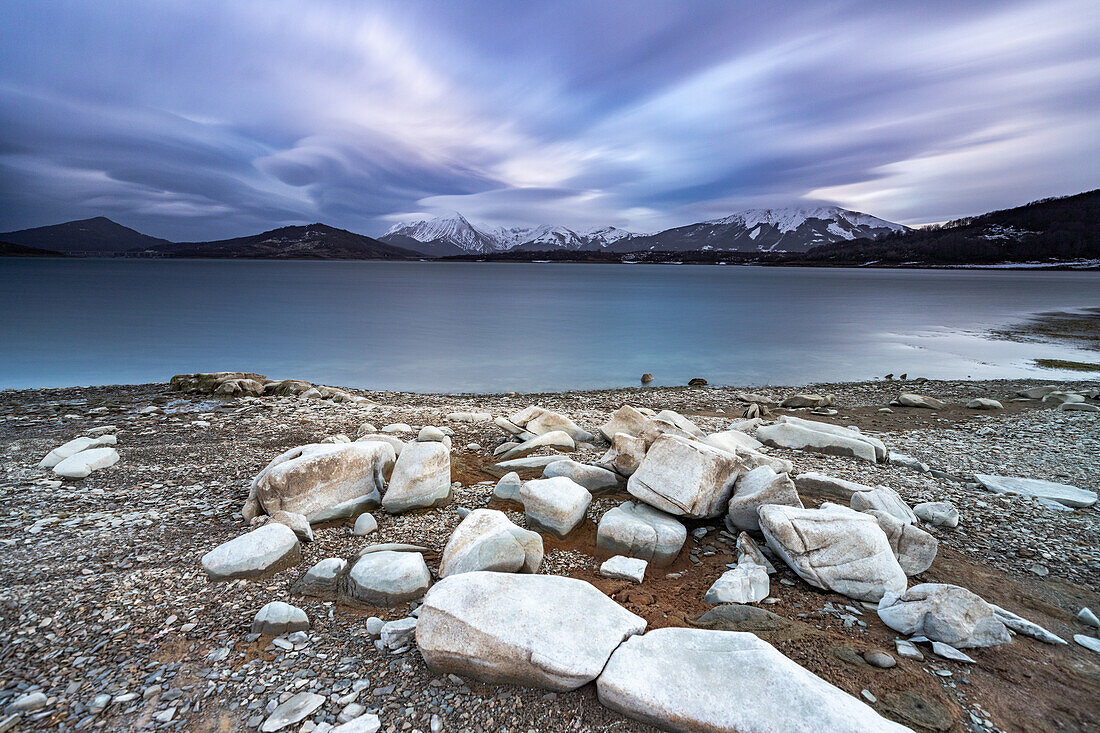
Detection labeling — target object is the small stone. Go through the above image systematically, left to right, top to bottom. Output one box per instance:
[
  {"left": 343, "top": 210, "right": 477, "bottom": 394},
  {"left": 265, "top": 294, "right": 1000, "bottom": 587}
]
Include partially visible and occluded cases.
[
  {"left": 352, "top": 513, "right": 378, "bottom": 536},
  {"left": 599, "top": 556, "right": 647, "bottom": 583},
  {"left": 252, "top": 601, "right": 310, "bottom": 635},
  {"left": 1077, "top": 607, "right": 1100, "bottom": 628},
  {"left": 1074, "top": 635, "right": 1100, "bottom": 653},
  {"left": 894, "top": 639, "right": 923, "bottom": 660},
  {"left": 931, "top": 641, "right": 975, "bottom": 662},
  {"left": 863, "top": 650, "right": 896, "bottom": 669},
  {"left": 861, "top": 690, "right": 877, "bottom": 703},
  {"left": 262, "top": 692, "right": 325, "bottom": 732}
]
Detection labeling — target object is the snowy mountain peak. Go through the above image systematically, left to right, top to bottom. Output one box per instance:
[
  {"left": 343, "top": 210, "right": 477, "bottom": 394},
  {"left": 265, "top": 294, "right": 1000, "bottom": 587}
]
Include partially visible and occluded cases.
[
  {"left": 711, "top": 205, "right": 906, "bottom": 235},
  {"left": 384, "top": 212, "right": 499, "bottom": 253}
]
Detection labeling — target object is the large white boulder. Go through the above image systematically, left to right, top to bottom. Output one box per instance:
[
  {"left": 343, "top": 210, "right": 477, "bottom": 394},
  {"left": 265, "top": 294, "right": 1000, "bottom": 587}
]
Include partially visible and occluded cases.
[
  {"left": 898, "top": 393, "right": 947, "bottom": 409},
  {"left": 599, "top": 405, "right": 654, "bottom": 442},
  {"left": 508, "top": 406, "right": 595, "bottom": 443},
  {"left": 653, "top": 409, "right": 705, "bottom": 438},
  {"left": 779, "top": 416, "right": 886, "bottom": 461},
  {"left": 756, "top": 422, "right": 878, "bottom": 463},
  {"left": 703, "top": 429, "right": 763, "bottom": 454},
  {"left": 497, "top": 430, "right": 575, "bottom": 461},
  {"left": 594, "top": 432, "right": 646, "bottom": 477},
  {"left": 355, "top": 433, "right": 406, "bottom": 457},
  {"left": 39, "top": 435, "right": 117, "bottom": 468},
  {"left": 627, "top": 435, "right": 742, "bottom": 519},
  {"left": 382, "top": 440, "right": 452, "bottom": 513},
  {"left": 247, "top": 442, "right": 395, "bottom": 522},
  {"left": 53, "top": 447, "right": 120, "bottom": 479},
  {"left": 542, "top": 459, "right": 620, "bottom": 493},
  {"left": 725, "top": 465, "right": 803, "bottom": 532},
  {"left": 793, "top": 472, "right": 875, "bottom": 499},
  {"left": 973, "top": 474, "right": 1096, "bottom": 508},
  {"left": 519, "top": 477, "right": 592, "bottom": 538},
  {"left": 850, "top": 486, "right": 917, "bottom": 525},
  {"left": 596, "top": 501, "right": 686, "bottom": 566},
  {"left": 758, "top": 503, "right": 907, "bottom": 602},
  {"left": 438, "top": 509, "right": 543, "bottom": 577},
  {"left": 865, "top": 510, "right": 938, "bottom": 576},
  {"left": 201, "top": 524, "right": 301, "bottom": 581},
  {"left": 345, "top": 550, "right": 431, "bottom": 608},
  {"left": 704, "top": 564, "right": 769, "bottom": 604},
  {"left": 416, "top": 572, "right": 646, "bottom": 691},
  {"left": 878, "top": 583, "right": 1011, "bottom": 648},
  {"left": 597, "top": 628, "right": 911, "bottom": 733}
]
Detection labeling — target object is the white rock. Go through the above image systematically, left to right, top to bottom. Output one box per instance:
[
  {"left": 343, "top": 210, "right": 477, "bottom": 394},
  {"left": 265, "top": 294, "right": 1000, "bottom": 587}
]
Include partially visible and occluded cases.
[
  {"left": 1017, "top": 385, "right": 1059, "bottom": 399},
  {"left": 1041, "top": 391, "right": 1084, "bottom": 405},
  {"left": 898, "top": 393, "right": 946, "bottom": 409},
  {"left": 966, "top": 398, "right": 1003, "bottom": 410},
  {"left": 1059, "top": 401, "right": 1100, "bottom": 412},
  {"left": 598, "top": 405, "right": 654, "bottom": 442},
  {"left": 508, "top": 406, "right": 595, "bottom": 443},
  {"left": 653, "top": 409, "right": 705, "bottom": 438},
  {"left": 446, "top": 412, "right": 492, "bottom": 423},
  {"left": 778, "top": 415, "right": 887, "bottom": 461},
  {"left": 757, "top": 422, "right": 878, "bottom": 463},
  {"left": 381, "top": 423, "right": 413, "bottom": 434},
  {"left": 417, "top": 426, "right": 446, "bottom": 442},
  {"left": 703, "top": 429, "right": 762, "bottom": 454},
  {"left": 497, "top": 430, "right": 575, "bottom": 461},
  {"left": 594, "top": 432, "right": 646, "bottom": 477},
  {"left": 354, "top": 434, "right": 405, "bottom": 457},
  {"left": 627, "top": 434, "right": 742, "bottom": 519},
  {"left": 39, "top": 435, "right": 116, "bottom": 468},
  {"left": 382, "top": 441, "right": 452, "bottom": 513},
  {"left": 735, "top": 446, "right": 795, "bottom": 475},
  {"left": 52, "top": 447, "right": 119, "bottom": 478},
  {"left": 486, "top": 454, "right": 570, "bottom": 478},
  {"left": 542, "top": 459, "right": 619, "bottom": 493},
  {"left": 725, "top": 465, "right": 802, "bottom": 532},
  {"left": 492, "top": 472, "right": 522, "bottom": 502},
  {"left": 793, "top": 472, "right": 875, "bottom": 499},
  {"left": 973, "top": 474, "right": 1096, "bottom": 508},
  {"left": 519, "top": 477, "right": 592, "bottom": 538},
  {"left": 850, "top": 486, "right": 917, "bottom": 525},
  {"left": 596, "top": 501, "right": 686, "bottom": 566},
  {"left": 914, "top": 501, "right": 959, "bottom": 528},
  {"left": 759, "top": 503, "right": 907, "bottom": 602},
  {"left": 438, "top": 509, "right": 543, "bottom": 577},
  {"left": 865, "top": 510, "right": 937, "bottom": 576},
  {"left": 270, "top": 511, "right": 314, "bottom": 542},
  {"left": 352, "top": 513, "right": 378, "bottom": 536},
  {"left": 201, "top": 524, "right": 301, "bottom": 581},
  {"left": 735, "top": 532, "right": 775, "bottom": 573},
  {"left": 345, "top": 551, "right": 431, "bottom": 608},
  {"left": 600, "top": 556, "right": 647, "bottom": 583},
  {"left": 293, "top": 557, "right": 347, "bottom": 598},
  {"left": 704, "top": 563, "right": 769, "bottom": 604},
  {"left": 416, "top": 572, "right": 646, "bottom": 691},
  {"left": 877, "top": 583, "right": 1011, "bottom": 648},
  {"left": 252, "top": 601, "right": 309, "bottom": 635},
  {"left": 988, "top": 604, "right": 1065, "bottom": 645},
  {"left": 1078, "top": 607, "right": 1100, "bottom": 628},
  {"left": 380, "top": 617, "right": 417, "bottom": 650},
  {"left": 597, "top": 628, "right": 910, "bottom": 732},
  {"left": 1074, "top": 635, "right": 1100, "bottom": 653},
  {"left": 931, "top": 641, "right": 975, "bottom": 662},
  {"left": 6, "top": 692, "right": 47, "bottom": 713},
  {"left": 261, "top": 692, "right": 325, "bottom": 732},
  {"left": 330, "top": 713, "right": 381, "bottom": 733}
]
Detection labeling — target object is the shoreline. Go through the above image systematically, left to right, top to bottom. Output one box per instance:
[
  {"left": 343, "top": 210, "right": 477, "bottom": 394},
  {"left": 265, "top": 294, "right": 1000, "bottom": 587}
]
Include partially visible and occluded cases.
[{"left": 2, "top": 376, "right": 1098, "bottom": 731}]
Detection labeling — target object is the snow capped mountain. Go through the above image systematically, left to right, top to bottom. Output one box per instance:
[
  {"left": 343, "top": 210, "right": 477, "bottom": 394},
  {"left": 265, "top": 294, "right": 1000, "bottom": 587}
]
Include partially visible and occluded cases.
[
  {"left": 383, "top": 212, "right": 499, "bottom": 254},
  {"left": 381, "top": 214, "right": 639, "bottom": 254}
]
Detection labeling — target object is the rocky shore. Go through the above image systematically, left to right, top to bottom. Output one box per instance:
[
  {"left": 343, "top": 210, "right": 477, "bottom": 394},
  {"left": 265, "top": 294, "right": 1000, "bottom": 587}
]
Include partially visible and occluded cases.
[{"left": 1, "top": 375, "right": 1098, "bottom": 732}]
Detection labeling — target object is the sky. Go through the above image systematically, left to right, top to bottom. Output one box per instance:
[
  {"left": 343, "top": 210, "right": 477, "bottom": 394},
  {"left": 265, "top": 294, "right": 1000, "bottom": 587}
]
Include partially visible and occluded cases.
[{"left": 1, "top": 0, "right": 1098, "bottom": 240}]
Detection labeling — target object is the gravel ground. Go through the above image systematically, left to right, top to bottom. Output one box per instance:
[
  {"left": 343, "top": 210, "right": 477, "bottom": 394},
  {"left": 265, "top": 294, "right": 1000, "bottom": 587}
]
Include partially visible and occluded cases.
[{"left": 0, "top": 377, "right": 1098, "bottom": 732}]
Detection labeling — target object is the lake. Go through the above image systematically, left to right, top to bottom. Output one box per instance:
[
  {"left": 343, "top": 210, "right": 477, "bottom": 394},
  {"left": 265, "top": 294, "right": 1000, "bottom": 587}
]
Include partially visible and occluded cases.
[{"left": 1, "top": 259, "right": 1096, "bottom": 392}]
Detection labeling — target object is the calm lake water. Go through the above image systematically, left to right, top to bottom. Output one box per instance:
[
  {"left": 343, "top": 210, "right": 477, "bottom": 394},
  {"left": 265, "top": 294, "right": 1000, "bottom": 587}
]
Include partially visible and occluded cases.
[{"left": 1, "top": 259, "right": 1096, "bottom": 392}]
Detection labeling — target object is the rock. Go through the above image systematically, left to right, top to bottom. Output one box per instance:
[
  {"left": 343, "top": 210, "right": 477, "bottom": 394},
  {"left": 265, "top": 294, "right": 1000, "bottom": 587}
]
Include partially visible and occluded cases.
[
  {"left": 171, "top": 371, "right": 267, "bottom": 393},
  {"left": 640, "top": 373, "right": 654, "bottom": 384},
  {"left": 213, "top": 377, "right": 266, "bottom": 396},
  {"left": 688, "top": 377, "right": 708, "bottom": 386},
  {"left": 1017, "top": 385, "right": 1059, "bottom": 399},
  {"left": 1042, "top": 391, "right": 1085, "bottom": 405},
  {"left": 781, "top": 393, "right": 831, "bottom": 408},
  {"left": 898, "top": 393, "right": 946, "bottom": 409},
  {"left": 966, "top": 398, "right": 1003, "bottom": 410},
  {"left": 1059, "top": 401, "right": 1100, "bottom": 412},
  {"left": 598, "top": 405, "right": 654, "bottom": 442},
  {"left": 508, "top": 406, "right": 595, "bottom": 443},
  {"left": 653, "top": 409, "right": 705, "bottom": 438},
  {"left": 446, "top": 411, "right": 493, "bottom": 423},
  {"left": 639, "top": 416, "right": 699, "bottom": 447},
  {"left": 757, "top": 422, "right": 878, "bottom": 463},
  {"left": 382, "top": 423, "right": 413, "bottom": 434},
  {"left": 417, "top": 426, "right": 446, "bottom": 442},
  {"left": 703, "top": 429, "right": 763, "bottom": 454},
  {"left": 497, "top": 430, "right": 575, "bottom": 461},
  {"left": 594, "top": 432, "right": 646, "bottom": 477},
  {"left": 354, "top": 433, "right": 405, "bottom": 457},
  {"left": 627, "top": 434, "right": 742, "bottom": 519},
  {"left": 39, "top": 435, "right": 117, "bottom": 468},
  {"left": 382, "top": 441, "right": 452, "bottom": 514},
  {"left": 248, "top": 442, "right": 395, "bottom": 523},
  {"left": 51, "top": 444, "right": 120, "bottom": 479},
  {"left": 485, "top": 454, "right": 571, "bottom": 478},
  {"left": 542, "top": 459, "right": 619, "bottom": 493},
  {"left": 725, "top": 465, "right": 802, "bottom": 532},
  {"left": 492, "top": 472, "right": 522, "bottom": 502},
  {"left": 793, "top": 472, "right": 875, "bottom": 500},
  {"left": 973, "top": 474, "right": 1096, "bottom": 508},
  {"left": 519, "top": 477, "right": 592, "bottom": 538},
  {"left": 850, "top": 486, "right": 917, "bottom": 524},
  {"left": 596, "top": 501, "right": 686, "bottom": 566},
  {"left": 914, "top": 501, "right": 959, "bottom": 528},
  {"left": 759, "top": 503, "right": 907, "bottom": 602},
  {"left": 438, "top": 509, "right": 543, "bottom": 577},
  {"left": 865, "top": 510, "right": 937, "bottom": 576},
  {"left": 270, "top": 511, "right": 314, "bottom": 542},
  {"left": 352, "top": 513, "right": 378, "bottom": 536},
  {"left": 201, "top": 524, "right": 301, "bottom": 581},
  {"left": 736, "top": 532, "right": 776, "bottom": 573},
  {"left": 357, "top": 542, "right": 431, "bottom": 556},
  {"left": 345, "top": 551, "right": 431, "bottom": 608},
  {"left": 600, "top": 555, "right": 647, "bottom": 583},
  {"left": 292, "top": 557, "right": 347, "bottom": 598},
  {"left": 704, "top": 564, "right": 769, "bottom": 604},
  {"left": 416, "top": 572, "right": 646, "bottom": 691},
  {"left": 877, "top": 584, "right": 1011, "bottom": 648},
  {"left": 252, "top": 601, "right": 309, "bottom": 635},
  {"left": 691, "top": 604, "right": 794, "bottom": 634},
  {"left": 988, "top": 604, "right": 1066, "bottom": 645},
  {"left": 1078, "top": 607, "right": 1100, "bottom": 628},
  {"left": 380, "top": 617, "right": 417, "bottom": 650},
  {"left": 597, "top": 628, "right": 910, "bottom": 733},
  {"left": 1074, "top": 635, "right": 1100, "bottom": 653},
  {"left": 894, "top": 638, "right": 924, "bottom": 660},
  {"left": 930, "top": 641, "right": 975, "bottom": 662},
  {"left": 864, "top": 650, "right": 896, "bottom": 668},
  {"left": 6, "top": 692, "right": 47, "bottom": 714},
  {"left": 261, "top": 692, "right": 325, "bottom": 732},
  {"left": 330, "top": 714, "right": 382, "bottom": 733}
]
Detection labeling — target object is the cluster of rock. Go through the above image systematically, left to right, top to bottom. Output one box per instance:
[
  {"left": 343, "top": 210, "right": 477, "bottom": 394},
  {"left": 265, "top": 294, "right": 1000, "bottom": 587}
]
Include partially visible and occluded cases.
[
  {"left": 170, "top": 371, "right": 373, "bottom": 403},
  {"left": 38, "top": 431, "right": 120, "bottom": 479}
]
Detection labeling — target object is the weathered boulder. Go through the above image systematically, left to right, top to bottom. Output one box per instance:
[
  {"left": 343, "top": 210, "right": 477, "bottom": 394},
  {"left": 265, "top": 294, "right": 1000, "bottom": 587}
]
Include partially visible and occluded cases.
[
  {"left": 170, "top": 371, "right": 266, "bottom": 394},
  {"left": 214, "top": 378, "right": 266, "bottom": 397},
  {"left": 270, "top": 379, "right": 313, "bottom": 396},
  {"left": 1017, "top": 385, "right": 1059, "bottom": 399},
  {"left": 780, "top": 393, "right": 832, "bottom": 408},
  {"left": 898, "top": 393, "right": 946, "bottom": 409},
  {"left": 966, "top": 398, "right": 1003, "bottom": 410},
  {"left": 598, "top": 405, "right": 654, "bottom": 442},
  {"left": 509, "top": 406, "right": 595, "bottom": 443},
  {"left": 653, "top": 409, "right": 705, "bottom": 438},
  {"left": 782, "top": 416, "right": 886, "bottom": 460},
  {"left": 639, "top": 417, "right": 698, "bottom": 447},
  {"left": 757, "top": 422, "right": 878, "bottom": 463},
  {"left": 417, "top": 426, "right": 447, "bottom": 443},
  {"left": 703, "top": 429, "right": 763, "bottom": 454},
  {"left": 497, "top": 430, "right": 575, "bottom": 461},
  {"left": 594, "top": 432, "right": 646, "bottom": 477},
  {"left": 354, "top": 433, "right": 405, "bottom": 457},
  {"left": 39, "top": 435, "right": 117, "bottom": 468},
  {"left": 627, "top": 435, "right": 742, "bottom": 519},
  {"left": 382, "top": 441, "right": 452, "bottom": 514},
  {"left": 248, "top": 442, "right": 395, "bottom": 523},
  {"left": 53, "top": 447, "right": 119, "bottom": 479},
  {"left": 542, "top": 459, "right": 620, "bottom": 493},
  {"left": 725, "top": 465, "right": 802, "bottom": 532},
  {"left": 492, "top": 472, "right": 522, "bottom": 502},
  {"left": 793, "top": 472, "right": 875, "bottom": 500},
  {"left": 974, "top": 474, "right": 1096, "bottom": 508},
  {"left": 519, "top": 477, "right": 592, "bottom": 538},
  {"left": 850, "top": 486, "right": 917, "bottom": 525},
  {"left": 596, "top": 501, "right": 686, "bottom": 566},
  {"left": 914, "top": 501, "right": 959, "bottom": 528},
  {"left": 759, "top": 503, "right": 907, "bottom": 602},
  {"left": 438, "top": 509, "right": 543, "bottom": 577},
  {"left": 865, "top": 510, "right": 938, "bottom": 576},
  {"left": 270, "top": 511, "right": 314, "bottom": 542},
  {"left": 201, "top": 524, "right": 301, "bottom": 581},
  {"left": 345, "top": 551, "right": 431, "bottom": 608},
  {"left": 600, "top": 555, "right": 647, "bottom": 583},
  {"left": 292, "top": 557, "right": 347, "bottom": 598},
  {"left": 704, "top": 563, "right": 769, "bottom": 604},
  {"left": 416, "top": 572, "right": 646, "bottom": 691},
  {"left": 878, "top": 584, "right": 1011, "bottom": 648},
  {"left": 252, "top": 601, "right": 309, "bottom": 635},
  {"left": 597, "top": 628, "right": 910, "bottom": 733}
]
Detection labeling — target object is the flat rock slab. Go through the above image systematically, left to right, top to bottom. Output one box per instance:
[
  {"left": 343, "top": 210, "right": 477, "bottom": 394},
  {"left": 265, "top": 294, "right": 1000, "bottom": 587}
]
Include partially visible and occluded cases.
[
  {"left": 627, "top": 434, "right": 741, "bottom": 519},
  {"left": 39, "top": 435, "right": 116, "bottom": 468},
  {"left": 382, "top": 440, "right": 452, "bottom": 513},
  {"left": 53, "top": 447, "right": 120, "bottom": 479},
  {"left": 973, "top": 474, "right": 1096, "bottom": 508},
  {"left": 596, "top": 501, "right": 686, "bottom": 566},
  {"left": 201, "top": 524, "right": 301, "bottom": 581},
  {"left": 600, "top": 555, "right": 647, "bottom": 583},
  {"left": 416, "top": 571, "right": 646, "bottom": 691},
  {"left": 597, "top": 628, "right": 910, "bottom": 732},
  {"left": 261, "top": 692, "right": 324, "bottom": 732}
]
